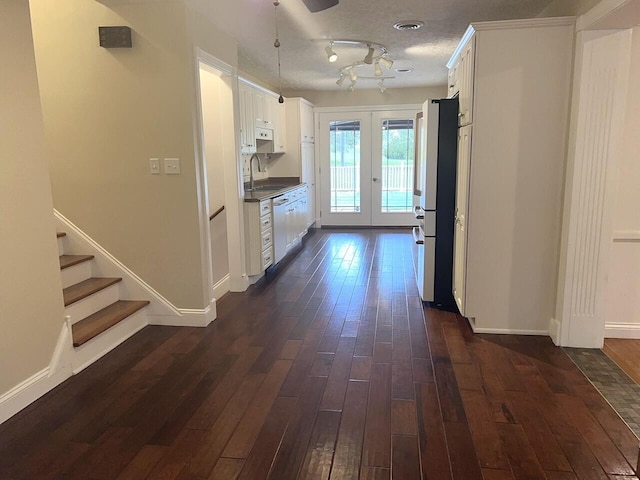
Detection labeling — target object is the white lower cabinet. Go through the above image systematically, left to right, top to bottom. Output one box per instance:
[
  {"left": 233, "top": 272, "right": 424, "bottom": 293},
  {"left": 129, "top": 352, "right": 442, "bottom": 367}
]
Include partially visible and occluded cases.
[{"left": 244, "top": 199, "right": 273, "bottom": 275}]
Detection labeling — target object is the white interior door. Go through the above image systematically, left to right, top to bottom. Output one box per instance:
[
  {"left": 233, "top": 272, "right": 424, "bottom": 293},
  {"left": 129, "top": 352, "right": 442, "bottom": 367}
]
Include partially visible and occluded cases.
[
  {"left": 371, "top": 110, "right": 419, "bottom": 226},
  {"left": 319, "top": 112, "right": 372, "bottom": 226},
  {"left": 453, "top": 125, "right": 472, "bottom": 315}
]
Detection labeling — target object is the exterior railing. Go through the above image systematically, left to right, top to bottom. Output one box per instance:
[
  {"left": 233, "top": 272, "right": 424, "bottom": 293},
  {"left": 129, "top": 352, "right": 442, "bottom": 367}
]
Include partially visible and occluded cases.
[{"left": 330, "top": 165, "right": 413, "bottom": 191}]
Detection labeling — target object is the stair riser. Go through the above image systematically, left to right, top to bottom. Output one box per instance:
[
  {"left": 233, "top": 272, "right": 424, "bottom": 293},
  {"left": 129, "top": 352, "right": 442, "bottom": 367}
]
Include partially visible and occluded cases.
[
  {"left": 57, "top": 236, "right": 65, "bottom": 256},
  {"left": 61, "top": 262, "right": 92, "bottom": 289},
  {"left": 65, "top": 284, "right": 120, "bottom": 325},
  {"left": 72, "top": 309, "right": 148, "bottom": 374}
]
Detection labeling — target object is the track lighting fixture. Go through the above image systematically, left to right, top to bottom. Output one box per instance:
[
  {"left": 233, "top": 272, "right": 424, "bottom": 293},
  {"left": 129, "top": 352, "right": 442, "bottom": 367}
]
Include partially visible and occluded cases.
[
  {"left": 313, "top": 38, "right": 400, "bottom": 91},
  {"left": 325, "top": 43, "right": 338, "bottom": 63},
  {"left": 363, "top": 44, "right": 374, "bottom": 64},
  {"left": 379, "top": 56, "right": 394, "bottom": 70},
  {"left": 378, "top": 80, "right": 387, "bottom": 93}
]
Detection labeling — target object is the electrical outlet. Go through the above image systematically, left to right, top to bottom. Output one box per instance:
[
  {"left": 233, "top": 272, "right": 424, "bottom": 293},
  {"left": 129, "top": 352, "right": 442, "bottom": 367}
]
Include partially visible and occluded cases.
[{"left": 164, "top": 157, "right": 180, "bottom": 175}]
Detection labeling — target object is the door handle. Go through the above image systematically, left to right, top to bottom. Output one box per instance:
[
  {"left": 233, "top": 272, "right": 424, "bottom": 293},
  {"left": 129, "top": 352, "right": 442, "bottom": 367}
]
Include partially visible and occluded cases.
[
  {"left": 372, "top": 178, "right": 379, "bottom": 182},
  {"left": 412, "top": 227, "right": 424, "bottom": 245}
]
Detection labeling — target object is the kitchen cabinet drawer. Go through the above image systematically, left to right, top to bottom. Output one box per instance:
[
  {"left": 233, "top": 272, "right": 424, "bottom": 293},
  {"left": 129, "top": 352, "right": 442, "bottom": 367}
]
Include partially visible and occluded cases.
[
  {"left": 244, "top": 200, "right": 274, "bottom": 276},
  {"left": 259, "top": 200, "right": 272, "bottom": 216},
  {"left": 260, "top": 213, "right": 272, "bottom": 232},
  {"left": 261, "top": 229, "right": 273, "bottom": 250},
  {"left": 262, "top": 248, "right": 273, "bottom": 270}
]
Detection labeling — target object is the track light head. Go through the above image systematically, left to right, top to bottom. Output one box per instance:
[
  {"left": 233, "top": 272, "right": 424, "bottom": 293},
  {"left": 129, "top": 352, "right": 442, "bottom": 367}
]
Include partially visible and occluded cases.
[
  {"left": 325, "top": 44, "right": 338, "bottom": 63},
  {"left": 364, "top": 45, "right": 374, "bottom": 64},
  {"left": 379, "top": 56, "right": 393, "bottom": 69},
  {"left": 374, "top": 61, "right": 383, "bottom": 77},
  {"left": 348, "top": 69, "right": 358, "bottom": 82},
  {"left": 336, "top": 74, "right": 346, "bottom": 86},
  {"left": 378, "top": 80, "right": 387, "bottom": 93}
]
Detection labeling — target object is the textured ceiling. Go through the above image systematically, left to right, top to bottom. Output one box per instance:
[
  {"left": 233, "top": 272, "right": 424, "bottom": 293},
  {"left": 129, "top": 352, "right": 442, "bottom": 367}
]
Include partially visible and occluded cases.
[{"left": 191, "top": 0, "right": 556, "bottom": 91}]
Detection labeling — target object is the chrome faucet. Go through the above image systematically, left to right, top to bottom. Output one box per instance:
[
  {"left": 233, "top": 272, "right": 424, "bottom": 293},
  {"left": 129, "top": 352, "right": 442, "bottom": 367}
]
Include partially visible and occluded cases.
[{"left": 248, "top": 153, "right": 263, "bottom": 191}]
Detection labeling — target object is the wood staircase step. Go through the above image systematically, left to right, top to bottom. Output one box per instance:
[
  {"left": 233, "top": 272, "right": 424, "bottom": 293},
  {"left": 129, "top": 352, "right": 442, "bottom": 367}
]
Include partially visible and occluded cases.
[
  {"left": 56, "top": 232, "right": 66, "bottom": 238},
  {"left": 59, "top": 254, "right": 94, "bottom": 270},
  {"left": 63, "top": 277, "right": 122, "bottom": 306},
  {"left": 72, "top": 300, "right": 149, "bottom": 347}
]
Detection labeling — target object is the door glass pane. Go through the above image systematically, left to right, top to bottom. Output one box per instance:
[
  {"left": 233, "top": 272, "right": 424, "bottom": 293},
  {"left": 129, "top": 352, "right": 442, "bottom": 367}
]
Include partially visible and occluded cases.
[
  {"left": 380, "top": 119, "right": 414, "bottom": 212},
  {"left": 329, "top": 120, "right": 361, "bottom": 213}
]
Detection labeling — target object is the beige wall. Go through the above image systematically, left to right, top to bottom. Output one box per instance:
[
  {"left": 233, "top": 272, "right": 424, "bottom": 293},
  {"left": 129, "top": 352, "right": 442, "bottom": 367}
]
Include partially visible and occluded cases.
[
  {"left": 30, "top": 0, "right": 236, "bottom": 309},
  {"left": 0, "top": 2, "right": 65, "bottom": 394},
  {"left": 285, "top": 86, "right": 448, "bottom": 107}
]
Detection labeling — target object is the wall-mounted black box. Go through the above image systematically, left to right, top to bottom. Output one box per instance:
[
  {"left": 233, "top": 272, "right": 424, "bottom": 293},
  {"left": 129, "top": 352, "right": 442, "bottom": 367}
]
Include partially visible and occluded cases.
[{"left": 99, "top": 26, "right": 132, "bottom": 48}]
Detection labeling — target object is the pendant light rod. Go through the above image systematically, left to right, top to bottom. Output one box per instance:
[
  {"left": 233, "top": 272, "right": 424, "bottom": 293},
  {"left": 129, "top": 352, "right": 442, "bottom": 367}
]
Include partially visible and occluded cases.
[{"left": 274, "top": 0, "right": 284, "bottom": 103}]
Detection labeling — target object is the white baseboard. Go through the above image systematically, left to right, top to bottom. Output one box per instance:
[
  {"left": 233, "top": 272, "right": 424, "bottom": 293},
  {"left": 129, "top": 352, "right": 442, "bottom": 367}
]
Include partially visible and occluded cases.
[
  {"left": 230, "top": 273, "right": 250, "bottom": 292},
  {"left": 212, "top": 274, "right": 230, "bottom": 300},
  {"left": 149, "top": 299, "right": 217, "bottom": 328},
  {"left": 465, "top": 314, "right": 549, "bottom": 336},
  {"left": 549, "top": 317, "right": 561, "bottom": 345},
  {"left": 0, "top": 323, "right": 73, "bottom": 425},
  {"left": 605, "top": 323, "right": 640, "bottom": 339},
  {"left": 0, "top": 367, "right": 71, "bottom": 425}
]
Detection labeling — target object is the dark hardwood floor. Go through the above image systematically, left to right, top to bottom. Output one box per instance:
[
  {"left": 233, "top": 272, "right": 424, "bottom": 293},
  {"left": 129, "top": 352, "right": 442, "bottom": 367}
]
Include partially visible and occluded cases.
[{"left": 1, "top": 229, "right": 638, "bottom": 480}]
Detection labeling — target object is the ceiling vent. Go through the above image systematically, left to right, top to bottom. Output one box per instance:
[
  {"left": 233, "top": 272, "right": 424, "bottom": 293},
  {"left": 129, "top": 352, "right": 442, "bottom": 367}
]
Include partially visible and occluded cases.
[{"left": 393, "top": 21, "right": 424, "bottom": 31}]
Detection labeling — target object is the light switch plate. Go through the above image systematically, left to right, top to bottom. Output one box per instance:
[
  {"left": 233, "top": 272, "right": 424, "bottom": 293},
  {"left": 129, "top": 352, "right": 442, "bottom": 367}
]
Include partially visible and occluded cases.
[
  {"left": 150, "top": 158, "right": 160, "bottom": 175},
  {"left": 164, "top": 158, "right": 180, "bottom": 175}
]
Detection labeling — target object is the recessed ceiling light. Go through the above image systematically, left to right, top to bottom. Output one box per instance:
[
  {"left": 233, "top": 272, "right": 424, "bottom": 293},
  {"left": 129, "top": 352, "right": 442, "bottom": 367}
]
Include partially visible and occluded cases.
[
  {"left": 393, "top": 21, "right": 424, "bottom": 31},
  {"left": 395, "top": 68, "right": 414, "bottom": 73}
]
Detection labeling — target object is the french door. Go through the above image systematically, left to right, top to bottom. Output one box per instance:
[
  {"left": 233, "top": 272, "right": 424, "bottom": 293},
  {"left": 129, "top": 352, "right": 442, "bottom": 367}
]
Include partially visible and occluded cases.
[{"left": 319, "top": 109, "right": 419, "bottom": 226}]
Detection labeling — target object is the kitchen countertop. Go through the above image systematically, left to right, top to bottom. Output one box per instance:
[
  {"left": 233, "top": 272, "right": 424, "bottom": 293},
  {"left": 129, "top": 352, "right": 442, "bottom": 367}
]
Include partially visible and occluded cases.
[{"left": 243, "top": 177, "right": 305, "bottom": 202}]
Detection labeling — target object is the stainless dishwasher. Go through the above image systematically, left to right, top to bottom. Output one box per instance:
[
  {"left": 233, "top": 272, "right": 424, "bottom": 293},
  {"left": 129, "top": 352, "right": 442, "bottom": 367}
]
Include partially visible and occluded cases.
[{"left": 272, "top": 194, "right": 289, "bottom": 264}]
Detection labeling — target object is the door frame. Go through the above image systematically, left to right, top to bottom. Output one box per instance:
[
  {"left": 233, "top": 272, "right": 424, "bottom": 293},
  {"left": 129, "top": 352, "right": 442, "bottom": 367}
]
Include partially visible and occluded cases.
[
  {"left": 315, "top": 104, "right": 421, "bottom": 228},
  {"left": 371, "top": 109, "right": 421, "bottom": 226},
  {"left": 318, "top": 111, "right": 373, "bottom": 226}
]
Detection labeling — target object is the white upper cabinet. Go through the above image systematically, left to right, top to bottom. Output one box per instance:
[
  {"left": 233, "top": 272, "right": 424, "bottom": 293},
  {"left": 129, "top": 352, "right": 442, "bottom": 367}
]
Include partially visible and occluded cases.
[
  {"left": 447, "top": 35, "right": 475, "bottom": 126},
  {"left": 447, "top": 64, "right": 459, "bottom": 98},
  {"left": 238, "top": 79, "right": 285, "bottom": 154},
  {"left": 239, "top": 83, "right": 256, "bottom": 154},
  {"left": 298, "top": 99, "right": 315, "bottom": 143},
  {"left": 274, "top": 101, "right": 287, "bottom": 153}
]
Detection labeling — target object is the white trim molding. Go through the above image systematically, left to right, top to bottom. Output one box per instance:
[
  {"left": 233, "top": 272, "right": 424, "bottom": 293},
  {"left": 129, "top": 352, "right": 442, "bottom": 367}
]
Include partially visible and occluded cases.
[
  {"left": 555, "top": 29, "right": 632, "bottom": 347},
  {"left": 613, "top": 230, "right": 640, "bottom": 242},
  {"left": 212, "top": 274, "right": 231, "bottom": 301},
  {"left": 149, "top": 299, "right": 217, "bottom": 328},
  {"left": 0, "top": 323, "right": 73, "bottom": 425},
  {"left": 605, "top": 323, "right": 640, "bottom": 339},
  {"left": 0, "top": 367, "right": 69, "bottom": 425}
]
